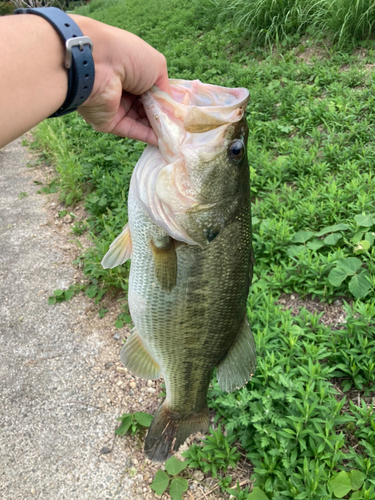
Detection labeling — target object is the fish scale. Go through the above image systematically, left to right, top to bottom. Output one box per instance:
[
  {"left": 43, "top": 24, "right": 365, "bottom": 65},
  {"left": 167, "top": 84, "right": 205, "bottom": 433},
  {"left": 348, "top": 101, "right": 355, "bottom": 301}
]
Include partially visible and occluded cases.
[
  {"left": 102, "top": 80, "right": 256, "bottom": 461},
  {"left": 128, "top": 151, "right": 252, "bottom": 412}
]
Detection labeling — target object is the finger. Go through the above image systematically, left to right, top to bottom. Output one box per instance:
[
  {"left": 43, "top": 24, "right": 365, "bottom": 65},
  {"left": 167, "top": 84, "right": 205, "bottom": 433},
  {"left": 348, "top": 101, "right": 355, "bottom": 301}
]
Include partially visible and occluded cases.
[
  {"left": 154, "top": 55, "right": 171, "bottom": 96},
  {"left": 155, "top": 75, "right": 171, "bottom": 96},
  {"left": 121, "top": 92, "right": 139, "bottom": 113},
  {"left": 121, "top": 94, "right": 149, "bottom": 121},
  {"left": 125, "top": 95, "right": 147, "bottom": 118},
  {"left": 122, "top": 96, "right": 155, "bottom": 134},
  {"left": 133, "top": 99, "right": 147, "bottom": 118},
  {"left": 125, "top": 106, "right": 149, "bottom": 125},
  {"left": 125, "top": 111, "right": 151, "bottom": 128},
  {"left": 112, "top": 117, "right": 158, "bottom": 146}
]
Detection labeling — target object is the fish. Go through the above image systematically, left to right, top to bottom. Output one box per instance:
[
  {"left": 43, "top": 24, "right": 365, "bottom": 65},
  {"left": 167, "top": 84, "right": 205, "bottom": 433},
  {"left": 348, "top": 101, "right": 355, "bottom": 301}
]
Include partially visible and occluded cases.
[{"left": 102, "top": 79, "right": 256, "bottom": 462}]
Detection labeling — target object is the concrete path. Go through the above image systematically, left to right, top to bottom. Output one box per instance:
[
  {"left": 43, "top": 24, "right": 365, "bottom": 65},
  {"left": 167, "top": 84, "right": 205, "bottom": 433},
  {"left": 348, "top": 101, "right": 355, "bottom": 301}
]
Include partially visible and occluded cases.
[{"left": 0, "top": 140, "right": 139, "bottom": 500}]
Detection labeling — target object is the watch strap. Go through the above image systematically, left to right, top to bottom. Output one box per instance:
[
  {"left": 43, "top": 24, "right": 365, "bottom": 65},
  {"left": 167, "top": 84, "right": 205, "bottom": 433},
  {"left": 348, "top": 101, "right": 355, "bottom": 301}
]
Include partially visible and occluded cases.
[{"left": 14, "top": 7, "right": 95, "bottom": 117}]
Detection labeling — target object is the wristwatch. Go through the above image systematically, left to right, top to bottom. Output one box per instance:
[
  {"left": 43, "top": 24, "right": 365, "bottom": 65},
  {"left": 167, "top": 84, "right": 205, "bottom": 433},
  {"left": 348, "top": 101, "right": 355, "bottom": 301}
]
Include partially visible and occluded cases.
[{"left": 15, "top": 7, "right": 95, "bottom": 117}]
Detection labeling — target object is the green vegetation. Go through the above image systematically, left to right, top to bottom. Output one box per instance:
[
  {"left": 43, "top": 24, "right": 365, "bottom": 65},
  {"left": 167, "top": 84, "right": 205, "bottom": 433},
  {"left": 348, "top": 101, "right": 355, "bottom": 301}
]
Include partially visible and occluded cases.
[
  {"left": 32, "top": 0, "right": 375, "bottom": 497},
  {"left": 205, "top": 0, "right": 375, "bottom": 48},
  {"left": 0, "top": 1, "right": 13, "bottom": 16},
  {"left": 0, "top": 1, "right": 87, "bottom": 15},
  {"left": 36, "top": 179, "right": 58, "bottom": 194},
  {"left": 47, "top": 282, "right": 85, "bottom": 304},
  {"left": 206, "top": 298, "right": 375, "bottom": 498},
  {"left": 115, "top": 411, "right": 153, "bottom": 436},
  {"left": 183, "top": 425, "right": 241, "bottom": 477},
  {"left": 151, "top": 456, "right": 188, "bottom": 500},
  {"left": 329, "top": 469, "right": 366, "bottom": 498}
]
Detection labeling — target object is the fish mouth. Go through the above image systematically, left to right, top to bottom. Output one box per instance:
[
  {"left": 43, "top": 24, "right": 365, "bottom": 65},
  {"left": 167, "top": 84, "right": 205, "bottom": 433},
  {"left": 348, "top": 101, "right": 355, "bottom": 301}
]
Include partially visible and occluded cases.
[{"left": 141, "top": 80, "right": 249, "bottom": 161}]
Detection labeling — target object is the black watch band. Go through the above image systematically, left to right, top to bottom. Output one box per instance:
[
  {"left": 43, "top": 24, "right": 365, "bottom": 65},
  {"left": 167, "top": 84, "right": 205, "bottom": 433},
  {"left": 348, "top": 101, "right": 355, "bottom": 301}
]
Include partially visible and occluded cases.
[{"left": 15, "top": 7, "right": 95, "bottom": 117}]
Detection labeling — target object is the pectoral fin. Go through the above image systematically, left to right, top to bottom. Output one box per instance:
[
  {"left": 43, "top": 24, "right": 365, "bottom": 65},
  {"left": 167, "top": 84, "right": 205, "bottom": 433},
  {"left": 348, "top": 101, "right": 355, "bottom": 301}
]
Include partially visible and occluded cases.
[
  {"left": 101, "top": 223, "right": 132, "bottom": 269},
  {"left": 151, "top": 238, "right": 177, "bottom": 292},
  {"left": 216, "top": 318, "right": 256, "bottom": 392},
  {"left": 120, "top": 328, "right": 161, "bottom": 380}
]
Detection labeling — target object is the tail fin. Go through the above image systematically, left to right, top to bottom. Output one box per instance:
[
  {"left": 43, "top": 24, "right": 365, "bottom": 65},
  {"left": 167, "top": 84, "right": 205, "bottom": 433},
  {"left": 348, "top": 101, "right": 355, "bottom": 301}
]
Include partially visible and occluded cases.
[{"left": 144, "top": 402, "right": 209, "bottom": 462}]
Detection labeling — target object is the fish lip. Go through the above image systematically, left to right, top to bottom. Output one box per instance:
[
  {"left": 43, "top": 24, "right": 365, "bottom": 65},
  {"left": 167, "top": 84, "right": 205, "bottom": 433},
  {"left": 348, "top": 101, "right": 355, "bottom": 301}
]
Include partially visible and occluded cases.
[
  {"left": 141, "top": 80, "right": 250, "bottom": 141},
  {"left": 145, "top": 80, "right": 250, "bottom": 112}
]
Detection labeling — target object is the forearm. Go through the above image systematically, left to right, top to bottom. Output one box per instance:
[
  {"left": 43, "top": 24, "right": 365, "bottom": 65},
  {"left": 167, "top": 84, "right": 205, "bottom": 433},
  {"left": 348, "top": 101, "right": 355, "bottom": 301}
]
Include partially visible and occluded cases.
[
  {"left": 0, "top": 12, "right": 170, "bottom": 148},
  {"left": 0, "top": 14, "right": 67, "bottom": 148}
]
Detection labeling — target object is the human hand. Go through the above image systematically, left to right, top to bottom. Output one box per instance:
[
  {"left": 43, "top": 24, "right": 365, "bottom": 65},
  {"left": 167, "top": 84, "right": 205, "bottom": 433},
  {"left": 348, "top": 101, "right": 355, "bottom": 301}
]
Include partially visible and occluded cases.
[{"left": 70, "top": 15, "right": 170, "bottom": 146}]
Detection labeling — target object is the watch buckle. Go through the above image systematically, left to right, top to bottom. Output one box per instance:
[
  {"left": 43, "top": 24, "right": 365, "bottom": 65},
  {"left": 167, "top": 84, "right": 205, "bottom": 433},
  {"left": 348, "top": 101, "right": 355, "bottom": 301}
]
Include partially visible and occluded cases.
[{"left": 65, "top": 36, "right": 93, "bottom": 69}]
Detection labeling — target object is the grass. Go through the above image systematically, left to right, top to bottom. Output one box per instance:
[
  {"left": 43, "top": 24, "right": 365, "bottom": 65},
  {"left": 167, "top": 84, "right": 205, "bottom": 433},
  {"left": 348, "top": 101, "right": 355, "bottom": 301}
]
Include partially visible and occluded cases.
[
  {"left": 32, "top": 0, "right": 375, "bottom": 498},
  {"left": 199, "top": 0, "right": 375, "bottom": 48}
]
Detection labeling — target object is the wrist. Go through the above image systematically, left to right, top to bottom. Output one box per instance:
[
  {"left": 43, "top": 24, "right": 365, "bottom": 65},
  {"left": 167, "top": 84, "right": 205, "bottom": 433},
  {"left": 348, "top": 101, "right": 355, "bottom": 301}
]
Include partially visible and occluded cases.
[
  {"left": 14, "top": 8, "right": 95, "bottom": 117},
  {"left": 68, "top": 14, "right": 115, "bottom": 69},
  {"left": 68, "top": 14, "right": 96, "bottom": 39},
  {"left": 69, "top": 14, "right": 123, "bottom": 106}
]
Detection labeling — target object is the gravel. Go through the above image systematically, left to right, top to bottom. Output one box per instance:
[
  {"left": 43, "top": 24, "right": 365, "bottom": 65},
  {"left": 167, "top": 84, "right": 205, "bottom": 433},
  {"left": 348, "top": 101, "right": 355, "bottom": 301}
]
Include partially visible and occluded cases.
[{"left": 0, "top": 139, "right": 140, "bottom": 500}]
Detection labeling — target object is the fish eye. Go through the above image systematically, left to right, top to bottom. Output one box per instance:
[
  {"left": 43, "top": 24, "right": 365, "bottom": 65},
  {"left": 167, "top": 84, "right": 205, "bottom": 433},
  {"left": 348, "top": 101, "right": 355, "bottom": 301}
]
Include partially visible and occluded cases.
[{"left": 229, "top": 140, "right": 244, "bottom": 162}]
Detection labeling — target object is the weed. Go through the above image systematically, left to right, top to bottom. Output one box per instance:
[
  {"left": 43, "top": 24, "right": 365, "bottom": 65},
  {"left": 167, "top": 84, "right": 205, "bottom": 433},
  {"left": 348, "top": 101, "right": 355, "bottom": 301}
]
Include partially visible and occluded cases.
[
  {"left": 208, "top": 0, "right": 375, "bottom": 48},
  {"left": 36, "top": 180, "right": 58, "bottom": 194},
  {"left": 71, "top": 220, "right": 88, "bottom": 235},
  {"left": 84, "top": 278, "right": 107, "bottom": 304},
  {"left": 47, "top": 281, "right": 88, "bottom": 304},
  {"left": 48, "top": 285, "right": 79, "bottom": 304},
  {"left": 98, "top": 308, "right": 108, "bottom": 318},
  {"left": 115, "top": 311, "right": 132, "bottom": 329},
  {"left": 115, "top": 411, "right": 153, "bottom": 437},
  {"left": 183, "top": 426, "right": 241, "bottom": 477},
  {"left": 150, "top": 456, "right": 188, "bottom": 500},
  {"left": 328, "top": 469, "right": 366, "bottom": 498}
]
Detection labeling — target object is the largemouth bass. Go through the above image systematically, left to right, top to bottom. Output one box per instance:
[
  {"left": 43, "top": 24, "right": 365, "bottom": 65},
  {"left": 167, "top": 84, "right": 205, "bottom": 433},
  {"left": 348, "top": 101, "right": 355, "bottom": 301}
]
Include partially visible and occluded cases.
[{"left": 102, "top": 80, "right": 256, "bottom": 462}]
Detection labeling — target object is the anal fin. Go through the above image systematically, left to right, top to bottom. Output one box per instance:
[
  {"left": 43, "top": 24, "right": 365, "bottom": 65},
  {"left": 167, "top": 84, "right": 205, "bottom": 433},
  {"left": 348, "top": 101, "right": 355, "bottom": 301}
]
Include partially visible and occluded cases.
[
  {"left": 101, "top": 223, "right": 132, "bottom": 269},
  {"left": 151, "top": 237, "right": 177, "bottom": 292},
  {"left": 216, "top": 318, "right": 256, "bottom": 392},
  {"left": 120, "top": 329, "right": 161, "bottom": 380}
]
